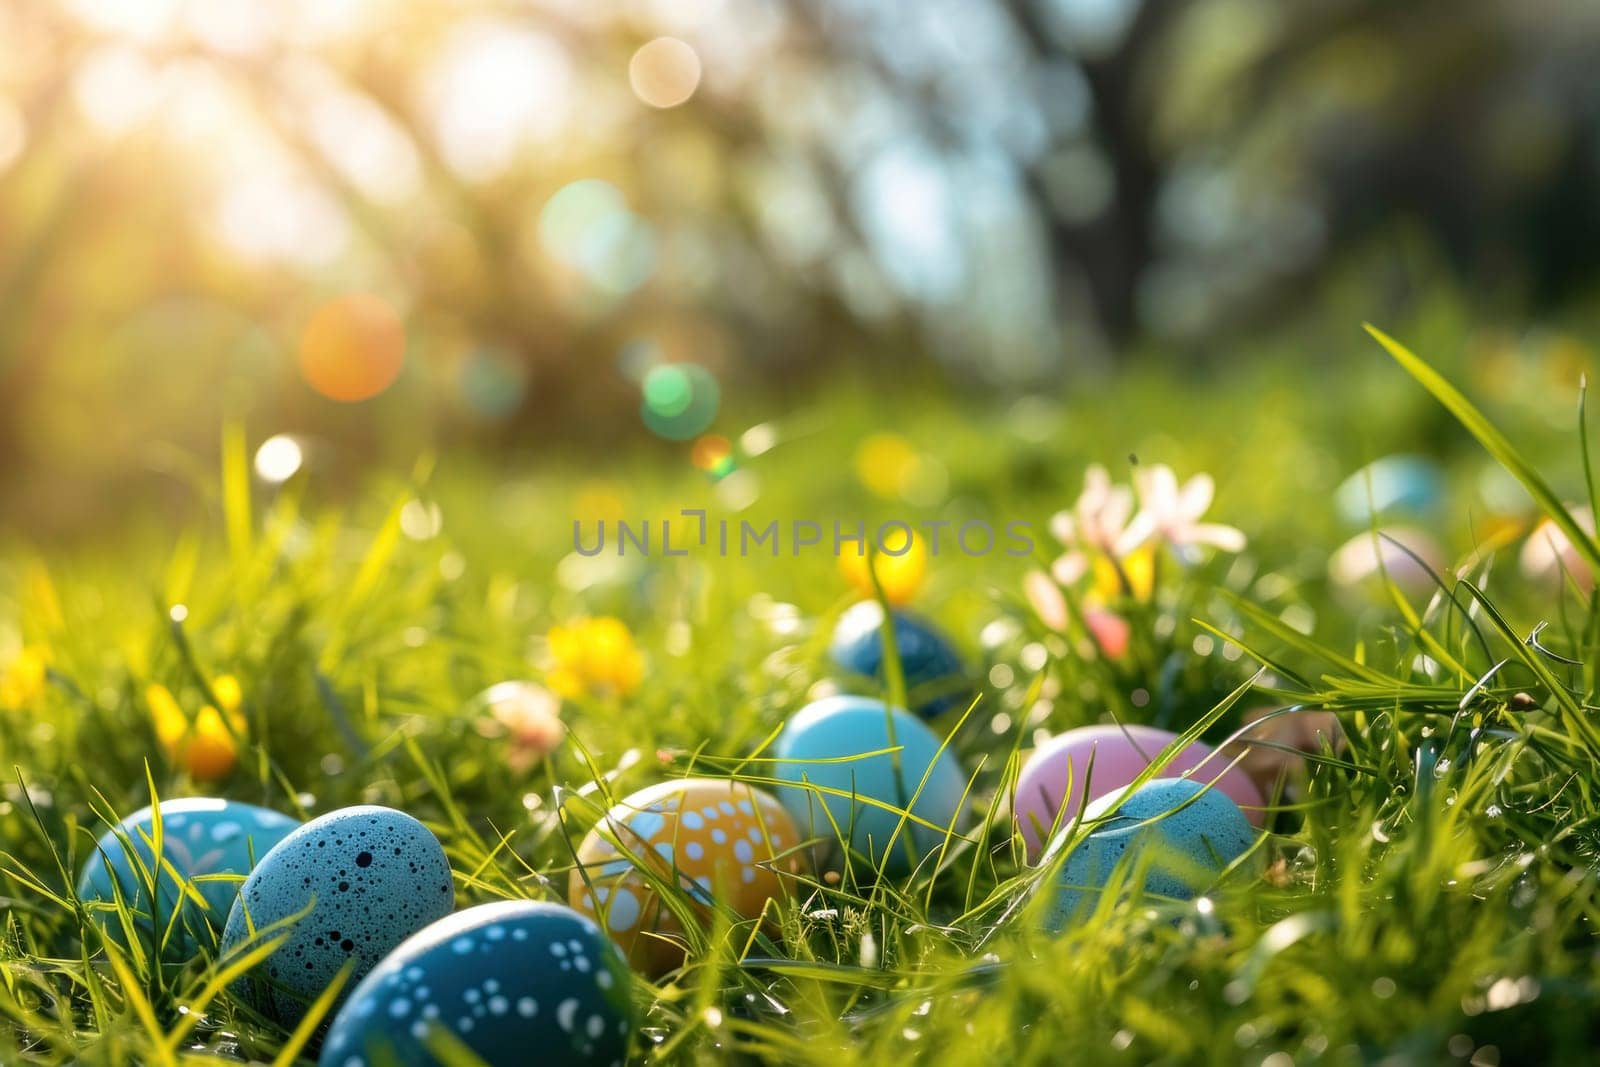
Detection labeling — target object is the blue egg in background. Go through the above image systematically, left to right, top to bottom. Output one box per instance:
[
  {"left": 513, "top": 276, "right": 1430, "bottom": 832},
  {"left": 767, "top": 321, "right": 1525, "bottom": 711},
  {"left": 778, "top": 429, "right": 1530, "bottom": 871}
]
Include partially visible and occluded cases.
[
  {"left": 1335, "top": 455, "right": 1444, "bottom": 525},
  {"left": 828, "top": 600, "right": 970, "bottom": 719},
  {"left": 771, "top": 695, "right": 967, "bottom": 876},
  {"left": 1044, "top": 778, "right": 1256, "bottom": 930},
  {"left": 76, "top": 798, "right": 299, "bottom": 961},
  {"left": 222, "top": 805, "right": 455, "bottom": 1030},
  {"left": 319, "top": 901, "right": 633, "bottom": 1067}
]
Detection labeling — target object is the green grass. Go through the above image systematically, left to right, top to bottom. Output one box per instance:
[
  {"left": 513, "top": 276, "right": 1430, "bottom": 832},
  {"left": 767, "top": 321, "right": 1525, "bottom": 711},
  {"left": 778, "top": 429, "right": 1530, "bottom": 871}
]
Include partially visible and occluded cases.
[{"left": 6, "top": 324, "right": 1600, "bottom": 1065}]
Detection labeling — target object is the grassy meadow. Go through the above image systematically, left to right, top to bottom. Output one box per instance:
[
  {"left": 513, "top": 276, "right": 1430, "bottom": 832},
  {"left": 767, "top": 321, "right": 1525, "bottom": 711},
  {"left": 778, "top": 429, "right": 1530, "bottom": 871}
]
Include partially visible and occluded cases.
[{"left": 5, "top": 321, "right": 1600, "bottom": 1065}]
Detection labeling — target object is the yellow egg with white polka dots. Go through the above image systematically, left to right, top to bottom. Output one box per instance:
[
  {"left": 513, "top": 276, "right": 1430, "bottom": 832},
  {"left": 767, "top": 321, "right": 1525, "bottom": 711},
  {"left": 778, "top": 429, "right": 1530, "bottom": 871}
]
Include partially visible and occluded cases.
[{"left": 569, "top": 778, "right": 801, "bottom": 976}]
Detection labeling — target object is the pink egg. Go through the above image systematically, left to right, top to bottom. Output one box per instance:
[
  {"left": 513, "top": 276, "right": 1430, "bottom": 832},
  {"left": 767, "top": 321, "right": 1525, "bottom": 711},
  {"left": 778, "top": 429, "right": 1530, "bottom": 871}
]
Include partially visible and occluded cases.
[{"left": 1014, "top": 723, "right": 1265, "bottom": 861}]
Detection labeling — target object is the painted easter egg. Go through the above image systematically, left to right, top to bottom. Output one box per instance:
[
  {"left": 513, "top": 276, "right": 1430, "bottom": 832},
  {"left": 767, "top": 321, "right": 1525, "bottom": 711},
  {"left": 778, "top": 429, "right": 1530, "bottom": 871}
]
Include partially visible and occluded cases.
[
  {"left": 1335, "top": 455, "right": 1443, "bottom": 524},
  {"left": 1520, "top": 507, "right": 1596, "bottom": 593},
  {"left": 1328, "top": 525, "right": 1445, "bottom": 594},
  {"left": 829, "top": 600, "right": 969, "bottom": 718},
  {"left": 771, "top": 695, "right": 967, "bottom": 876},
  {"left": 1014, "top": 724, "right": 1264, "bottom": 861},
  {"left": 1045, "top": 777, "right": 1256, "bottom": 929},
  {"left": 568, "top": 778, "right": 800, "bottom": 975},
  {"left": 77, "top": 798, "right": 299, "bottom": 960},
  {"left": 222, "top": 805, "right": 455, "bottom": 1029},
  {"left": 318, "top": 901, "right": 632, "bottom": 1067}
]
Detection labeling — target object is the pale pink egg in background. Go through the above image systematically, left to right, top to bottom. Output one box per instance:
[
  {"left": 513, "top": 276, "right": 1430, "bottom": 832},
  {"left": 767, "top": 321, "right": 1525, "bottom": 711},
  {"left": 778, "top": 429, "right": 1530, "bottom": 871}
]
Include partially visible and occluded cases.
[{"left": 1014, "top": 723, "right": 1265, "bottom": 861}]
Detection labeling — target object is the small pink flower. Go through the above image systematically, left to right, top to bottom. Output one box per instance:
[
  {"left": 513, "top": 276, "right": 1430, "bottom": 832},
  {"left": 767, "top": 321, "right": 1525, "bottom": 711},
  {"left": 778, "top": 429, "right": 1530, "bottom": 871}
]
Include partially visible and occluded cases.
[
  {"left": 1045, "top": 464, "right": 1137, "bottom": 585},
  {"left": 1023, "top": 573, "right": 1130, "bottom": 659},
  {"left": 1084, "top": 610, "right": 1130, "bottom": 659},
  {"left": 479, "top": 681, "right": 565, "bottom": 773}
]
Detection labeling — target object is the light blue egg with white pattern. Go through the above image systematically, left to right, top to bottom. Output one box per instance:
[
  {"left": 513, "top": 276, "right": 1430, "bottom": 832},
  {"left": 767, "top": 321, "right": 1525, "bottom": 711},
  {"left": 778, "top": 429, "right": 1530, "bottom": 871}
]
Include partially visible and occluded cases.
[
  {"left": 1045, "top": 777, "right": 1255, "bottom": 929},
  {"left": 77, "top": 798, "right": 299, "bottom": 961},
  {"left": 318, "top": 901, "right": 633, "bottom": 1067}
]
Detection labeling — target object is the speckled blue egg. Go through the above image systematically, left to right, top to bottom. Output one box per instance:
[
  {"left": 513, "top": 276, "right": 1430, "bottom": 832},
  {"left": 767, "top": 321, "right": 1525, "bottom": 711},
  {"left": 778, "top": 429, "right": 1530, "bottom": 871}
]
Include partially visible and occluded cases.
[
  {"left": 829, "top": 601, "right": 969, "bottom": 719},
  {"left": 771, "top": 695, "right": 967, "bottom": 875},
  {"left": 1045, "top": 778, "right": 1255, "bottom": 929},
  {"left": 77, "top": 798, "right": 299, "bottom": 960},
  {"left": 222, "top": 805, "right": 455, "bottom": 1029},
  {"left": 318, "top": 901, "right": 632, "bottom": 1067}
]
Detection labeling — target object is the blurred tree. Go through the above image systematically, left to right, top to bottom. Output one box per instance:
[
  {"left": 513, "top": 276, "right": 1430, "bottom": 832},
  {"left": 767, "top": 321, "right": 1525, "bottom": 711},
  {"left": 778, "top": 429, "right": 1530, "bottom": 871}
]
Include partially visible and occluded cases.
[{"left": 1, "top": 0, "right": 1599, "bottom": 531}]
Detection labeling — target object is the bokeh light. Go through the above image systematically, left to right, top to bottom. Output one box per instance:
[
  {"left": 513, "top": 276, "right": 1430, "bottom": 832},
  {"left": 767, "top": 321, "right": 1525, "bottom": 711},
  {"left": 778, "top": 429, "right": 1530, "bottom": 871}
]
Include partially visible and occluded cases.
[
  {"left": 62, "top": 0, "right": 180, "bottom": 45},
  {"left": 423, "top": 20, "right": 573, "bottom": 181},
  {"left": 629, "top": 37, "right": 702, "bottom": 109},
  {"left": 538, "top": 179, "right": 657, "bottom": 297},
  {"left": 297, "top": 294, "right": 406, "bottom": 403},
  {"left": 458, "top": 346, "right": 529, "bottom": 420},
  {"left": 641, "top": 363, "right": 720, "bottom": 440},
  {"left": 740, "top": 422, "right": 777, "bottom": 456},
  {"left": 852, "top": 432, "right": 948, "bottom": 504},
  {"left": 853, "top": 433, "right": 920, "bottom": 499},
  {"left": 253, "top": 434, "right": 304, "bottom": 484},
  {"left": 690, "top": 434, "right": 736, "bottom": 479},
  {"left": 574, "top": 480, "right": 627, "bottom": 523}
]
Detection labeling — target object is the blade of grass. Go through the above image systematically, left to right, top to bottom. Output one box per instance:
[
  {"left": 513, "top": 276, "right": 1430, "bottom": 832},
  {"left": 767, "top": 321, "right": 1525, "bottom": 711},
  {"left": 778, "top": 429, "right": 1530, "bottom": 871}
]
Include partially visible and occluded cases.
[{"left": 1367, "top": 323, "right": 1600, "bottom": 572}]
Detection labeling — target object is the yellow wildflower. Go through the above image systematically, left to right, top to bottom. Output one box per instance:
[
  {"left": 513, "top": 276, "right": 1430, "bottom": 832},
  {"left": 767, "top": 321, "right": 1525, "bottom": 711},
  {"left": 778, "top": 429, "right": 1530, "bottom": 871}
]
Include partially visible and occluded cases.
[
  {"left": 838, "top": 530, "right": 928, "bottom": 606},
  {"left": 1091, "top": 543, "right": 1156, "bottom": 603},
  {"left": 546, "top": 617, "right": 643, "bottom": 698},
  {"left": 0, "top": 645, "right": 49, "bottom": 709},
  {"left": 147, "top": 675, "right": 247, "bottom": 781}
]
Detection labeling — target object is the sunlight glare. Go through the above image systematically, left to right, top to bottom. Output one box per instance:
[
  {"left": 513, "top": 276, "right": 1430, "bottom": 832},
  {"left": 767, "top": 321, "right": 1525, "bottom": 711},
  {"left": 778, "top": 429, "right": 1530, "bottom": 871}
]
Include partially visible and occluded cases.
[
  {"left": 63, "top": 0, "right": 181, "bottom": 43},
  {"left": 182, "top": 0, "right": 274, "bottom": 54},
  {"left": 424, "top": 21, "right": 574, "bottom": 182},
  {"left": 73, "top": 46, "right": 164, "bottom": 131},
  {"left": 0, "top": 98, "right": 25, "bottom": 174},
  {"left": 216, "top": 171, "right": 349, "bottom": 267}
]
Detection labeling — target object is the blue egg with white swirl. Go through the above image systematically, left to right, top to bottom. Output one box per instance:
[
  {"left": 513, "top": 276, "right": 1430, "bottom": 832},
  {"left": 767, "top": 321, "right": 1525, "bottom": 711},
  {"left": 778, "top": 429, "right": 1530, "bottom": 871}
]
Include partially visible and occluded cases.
[
  {"left": 828, "top": 601, "right": 969, "bottom": 719},
  {"left": 1045, "top": 778, "right": 1255, "bottom": 929},
  {"left": 76, "top": 798, "right": 299, "bottom": 960},
  {"left": 222, "top": 805, "right": 455, "bottom": 1030},
  {"left": 319, "top": 901, "right": 633, "bottom": 1067}
]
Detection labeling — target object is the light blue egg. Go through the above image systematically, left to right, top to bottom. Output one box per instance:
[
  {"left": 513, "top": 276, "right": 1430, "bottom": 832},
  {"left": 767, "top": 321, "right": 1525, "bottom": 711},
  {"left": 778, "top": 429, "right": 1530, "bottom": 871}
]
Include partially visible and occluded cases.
[
  {"left": 1335, "top": 455, "right": 1443, "bottom": 524},
  {"left": 829, "top": 601, "right": 970, "bottom": 719},
  {"left": 771, "top": 695, "right": 967, "bottom": 876},
  {"left": 1045, "top": 778, "right": 1255, "bottom": 929},
  {"left": 77, "top": 798, "right": 299, "bottom": 961},
  {"left": 222, "top": 805, "right": 455, "bottom": 1029},
  {"left": 319, "top": 901, "right": 633, "bottom": 1067}
]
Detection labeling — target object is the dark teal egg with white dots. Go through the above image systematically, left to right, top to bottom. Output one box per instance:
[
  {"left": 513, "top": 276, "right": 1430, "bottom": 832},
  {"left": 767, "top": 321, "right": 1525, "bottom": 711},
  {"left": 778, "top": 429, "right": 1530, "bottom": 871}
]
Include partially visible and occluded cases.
[
  {"left": 829, "top": 601, "right": 969, "bottom": 719},
  {"left": 1045, "top": 778, "right": 1255, "bottom": 930},
  {"left": 77, "top": 798, "right": 299, "bottom": 961},
  {"left": 222, "top": 805, "right": 455, "bottom": 1029},
  {"left": 318, "top": 901, "right": 633, "bottom": 1067}
]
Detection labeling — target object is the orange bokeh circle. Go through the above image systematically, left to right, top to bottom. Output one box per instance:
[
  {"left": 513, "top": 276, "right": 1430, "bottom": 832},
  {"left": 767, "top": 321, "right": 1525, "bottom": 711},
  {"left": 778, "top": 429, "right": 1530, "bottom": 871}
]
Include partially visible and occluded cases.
[{"left": 298, "top": 293, "right": 406, "bottom": 403}]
